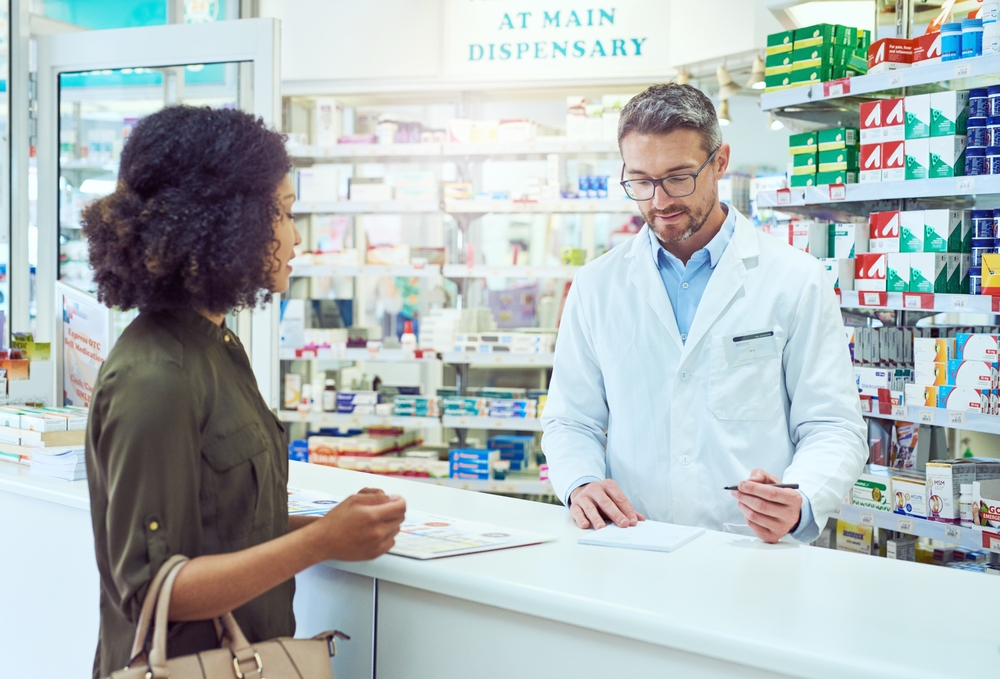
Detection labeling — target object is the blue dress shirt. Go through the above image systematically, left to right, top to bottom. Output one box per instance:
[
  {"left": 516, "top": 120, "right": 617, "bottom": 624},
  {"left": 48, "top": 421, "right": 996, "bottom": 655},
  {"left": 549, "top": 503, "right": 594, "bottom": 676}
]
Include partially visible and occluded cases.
[{"left": 568, "top": 206, "right": 818, "bottom": 542}]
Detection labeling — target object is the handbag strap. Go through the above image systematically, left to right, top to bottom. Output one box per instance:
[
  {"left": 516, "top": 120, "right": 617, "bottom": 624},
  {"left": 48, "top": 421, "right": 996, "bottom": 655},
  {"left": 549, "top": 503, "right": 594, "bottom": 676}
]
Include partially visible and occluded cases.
[{"left": 128, "top": 554, "right": 189, "bottom": 661}]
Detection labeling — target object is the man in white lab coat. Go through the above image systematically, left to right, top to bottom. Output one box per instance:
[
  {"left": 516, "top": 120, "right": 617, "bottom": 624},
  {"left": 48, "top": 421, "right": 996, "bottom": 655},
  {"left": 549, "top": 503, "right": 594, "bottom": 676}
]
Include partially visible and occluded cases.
[{"left": 541, "top": 84, "right": 867, "bottom": 543}]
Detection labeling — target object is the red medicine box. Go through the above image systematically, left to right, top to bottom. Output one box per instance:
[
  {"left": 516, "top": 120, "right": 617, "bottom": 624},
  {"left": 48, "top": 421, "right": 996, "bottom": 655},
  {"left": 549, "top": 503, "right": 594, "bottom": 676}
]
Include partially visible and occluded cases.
[
  {"left": 912, "top": 32, "right": 942, "bottom": 65},
  {"left": 868, "top": 38, "right": 913, "bottom": 70},
  {"left": 881, "top": 97, "right": 905, "bottom": 142},
  {"left": 860, "top": 100, "right": 883, "bottom": 144},
  {"left": 882, "top": 140, "right": 906, "bottom": 181},
  {"left": 860, "top": 143, "right": 883, "bottom": 183},
  {"left": 869, "top": 210, "right": 901, "bottom": 241},
  {"left": 855, "top": 253, "right": 888, "bottom": 291}
]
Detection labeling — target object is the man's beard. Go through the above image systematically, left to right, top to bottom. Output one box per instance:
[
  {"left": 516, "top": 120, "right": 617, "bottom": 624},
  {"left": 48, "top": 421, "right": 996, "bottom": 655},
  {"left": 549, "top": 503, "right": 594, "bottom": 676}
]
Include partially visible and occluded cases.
[{"left": 644, "top": 200, "right": 713, "bottom": 244}]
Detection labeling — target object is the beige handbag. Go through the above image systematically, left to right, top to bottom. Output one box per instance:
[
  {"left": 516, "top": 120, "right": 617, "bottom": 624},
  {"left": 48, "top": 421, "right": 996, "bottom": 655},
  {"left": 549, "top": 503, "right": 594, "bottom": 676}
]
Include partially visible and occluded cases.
[{"left": 107, "top": 555, "right": 348, "bottom": 679}]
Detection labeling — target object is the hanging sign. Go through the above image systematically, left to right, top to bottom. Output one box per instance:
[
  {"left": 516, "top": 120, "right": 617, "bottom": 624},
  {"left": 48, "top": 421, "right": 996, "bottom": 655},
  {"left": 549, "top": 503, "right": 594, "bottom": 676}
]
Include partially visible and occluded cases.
[
  {"left": 445, "top": 0, "right": 670, "bottom": 80},
  {"left": 57, "top": 282, "right": 111, "bottom": 407}
]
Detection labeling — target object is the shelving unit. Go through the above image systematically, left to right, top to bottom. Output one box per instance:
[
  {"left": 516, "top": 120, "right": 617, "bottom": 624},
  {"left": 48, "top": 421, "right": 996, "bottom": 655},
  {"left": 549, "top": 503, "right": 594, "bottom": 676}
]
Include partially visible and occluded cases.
[
  {"left": 287, "top": 138, "right": 620, "bottom": 161},
  {"left": 757, "top": 176, "right": 1000, "bottom": 210},
  {"left": 444, "top": 198, "right": 636, "bottom": 214},
  {"left": 292, "top": 200, "right": 441, "bottom": 214},
  {"left": 290, "top": 264, "right": 443, "bottom": 278},
  {"left": 441, "top": 265, "right": 579, "bottom": 279},
  {"left": 839, "top": 291, "right": 1000, "bottom": 314},
  {"left": 279, "top": 347, "right": 441, "bottom": 363},
  {"left": 441, "top": 352, "right": 554, "bottom": 367},
  {"left": 860, "top": 406, "right": 1000, "bottom": 435},
  {"left": 277, "top": 411, "right": 443, "bottom": 430},
  {"left": 441, "top": 416, "right": 544, "bottom": 432},
  {"left": 408, "top": 476, "right": 554, "bottom": 495},
  {"left": 834, "top": 503, "right": 999, "bottom": 554}
]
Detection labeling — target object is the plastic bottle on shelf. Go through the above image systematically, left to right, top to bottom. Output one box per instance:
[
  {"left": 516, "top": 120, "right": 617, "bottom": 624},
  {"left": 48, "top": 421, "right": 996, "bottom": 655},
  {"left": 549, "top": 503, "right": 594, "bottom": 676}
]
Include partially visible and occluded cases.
[
  {"left": 962, "top": 18, "right": 984, "bottom": 59},
  {"left": 942, "top": 22, "right": 963, "bottom": 62},
  {"left": 401, "top": 320, "right": 417, "bottom": 359},
  {"left": 322, "top": 379, "right": 337, "bottom": 412},
  {"left": 297, "top": 383, "right": 313, "bottom": 416},
  {"left": 960, "top": 484, "right": 974, "bottom": 528}
]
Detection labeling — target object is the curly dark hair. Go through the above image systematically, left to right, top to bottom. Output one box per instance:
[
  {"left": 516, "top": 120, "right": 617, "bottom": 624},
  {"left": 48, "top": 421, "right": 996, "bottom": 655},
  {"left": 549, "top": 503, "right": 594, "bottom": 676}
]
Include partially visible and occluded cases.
[{"left": 81, "top": 105, "right": 291, "bottom": 314}]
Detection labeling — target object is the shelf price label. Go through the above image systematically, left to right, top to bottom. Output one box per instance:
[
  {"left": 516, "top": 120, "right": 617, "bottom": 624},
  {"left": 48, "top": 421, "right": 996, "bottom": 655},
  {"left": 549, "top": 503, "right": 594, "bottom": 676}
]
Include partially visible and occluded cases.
[
  {"left": 954, "top": 62, "right": 972, "bottom": 78},
  {"left": 888, "top": 72, "right": 904, "bottom": 88},
  {"left": 823, "top": 78, "right": 851, "bottom": 98},
  {"left": 957, "top": 177, "right": 975, "bottom": 193},
  {"left": 828, "top": 183, "right": 847, "bottom": 201},
  {"left": 776, "top": 188, "right": 791, "bottom": 205},
  {"left": 861, "top": 291, "right": 887, "bottom": 306},
  {"left": 903, "top": 292, "right": 934, "bottom": 309},
  {"left": 950, "top": 296, "right": 969, "bottom": 310},
  {"left": 891, "top": 405, "right": 908, "bottom": 418},
  {"left": 918, "top": 410, "right": 936, "bottom": 425},
  {"left": 948, "top": 411, "right": 967, "bottom": 425},
  {"left": 832, "top": 505, "right": 842, "bottom": 517},
  {"left": 859, "top": 511, "right": 875, "bottom": 526},
  {"left": 897, "top": 517, "right": 914, "bottom": 533},
  {"left": 945, "top": 525, "right": 962, "bottom": 542},
  {"left": 989, "top": 534, "right": 1000, "bottom": 551}
]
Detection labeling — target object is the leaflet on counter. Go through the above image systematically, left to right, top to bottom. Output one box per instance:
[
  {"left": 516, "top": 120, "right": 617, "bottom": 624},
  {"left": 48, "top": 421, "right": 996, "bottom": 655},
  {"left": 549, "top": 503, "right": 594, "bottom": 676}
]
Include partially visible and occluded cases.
[{"left": 288, "top": 487, "right": 554, "bottom": 560}]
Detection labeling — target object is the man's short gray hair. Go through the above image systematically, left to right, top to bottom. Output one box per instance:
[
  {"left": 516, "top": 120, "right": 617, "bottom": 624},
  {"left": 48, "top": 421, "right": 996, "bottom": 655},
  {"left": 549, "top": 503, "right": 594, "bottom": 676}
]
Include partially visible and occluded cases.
[{"left": 617, "top": 83, "right": 723, "bottom": 154}]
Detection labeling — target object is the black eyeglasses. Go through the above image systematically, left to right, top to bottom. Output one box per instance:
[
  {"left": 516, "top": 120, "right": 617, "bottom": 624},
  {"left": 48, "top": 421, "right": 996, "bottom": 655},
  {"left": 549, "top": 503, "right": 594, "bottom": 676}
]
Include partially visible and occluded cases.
[{"left": 620, "top": 147, "right": 720, "bottom": 201}]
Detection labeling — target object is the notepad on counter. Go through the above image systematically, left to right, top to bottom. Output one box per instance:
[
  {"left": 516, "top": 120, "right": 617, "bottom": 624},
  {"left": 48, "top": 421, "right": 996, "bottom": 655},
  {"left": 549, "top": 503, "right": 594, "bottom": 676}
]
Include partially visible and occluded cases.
[{"left": 578, "top": 520, "right": 705, "bottom": 553}]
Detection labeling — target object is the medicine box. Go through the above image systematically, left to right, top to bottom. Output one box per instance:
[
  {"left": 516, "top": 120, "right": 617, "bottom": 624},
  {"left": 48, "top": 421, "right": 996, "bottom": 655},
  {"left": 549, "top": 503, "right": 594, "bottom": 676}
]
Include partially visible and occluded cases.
[
  {"left": 793, "top": 23, "right": 835, "bottom": 47},
  {"left": 767, "top": 31, "right": 794, "bottom": 56},
  {"left": 912, "top": 31, "right": 942, "bottom": 65},
  {"left": 868, "top": 38, "right": 913, "bottom": 74},
  {"left": 791, "top": 45, "right": 832, "bottom": 69},
  {"left": 765, "top": 52, "right": 793, "bottom": 75},
  {"left": 764, "top": 73, "right": 793, "bottom": 90},
  {"left": 930, "top": 90, "right": 969, "bottom": 137},
  {"left": 904, "top": 94, "right": 931, "bottom": 139},
  {"left": 881, "top": 98, "right": 906, "bottom": 142},
  {"left": 860, "top": 101, "right": 883, "bottom": 144},
  {"left": 817, "top": 127, "right": 858, "bottom": 152},
  {"left": 789, "top": 132, "right": 818, "bottom": 155},
  {"left": 928, "top": 135, "right": 967, "bottom": 179},
  {"left": 904, "top": 138, "right": 929, "bottom": 180},
  {"left": 881, "top": 140, "right": 906, "bottom": 182},
  {"left": 818, "top": 147, "right": 859, "bottom": 172},
  {"left": 792, "top": 152, "right": 818, "bottom": 175},
  {"left": 297, "top": 166, "right": 341, "bottom": 202},
  {"left": 815, "top": 170, "right": 856, "bottom": 185},
  {"left": 790, "top": 173, "right": 816, "bottom": 188},
  {"left": 921, "top": 209, "right": 961, "bottom": 253},
  {"left": 899, "top": 210, "right": 924, "bottom": 253},
  {"left": 869, "top": 211, "right": 900, "bottom": 253},
  {"left": 828, "top": 223, "right": 869, "bottom": 257},
  {"left": 855, "top": 253, "right": 887, "bottom": 291},
  {"left": 887, "top": 253, "right": 910, "bottom": 292},
  {"left": 909, "top": 253, "right": 949, "bottom": 293},
  {"left": 948, "top": 253, "right": 961, "bottom": 293},
  {"left": 961, "top": 253, "right": 972, "bottom": 293},
  {"left": 820, "top": 258, "right": 854, "bottom": 290},
  {"left": 957, "top": 333, "right": 1000, "bottom": 361},
  {"left": 913, "top": 337, "right": 955, "bottom": 363},
  {"left": 947, "top": 361, "right": 999, "bottom": 389},
  {"left": 914, "top": 362, "right": 948, "bottom": 386},
  {"left": 855, "top": 367, "right": 890, "bottom": 395},
  {"left": 904, "top": 383, "right": 938, "bottom": 407},
  {"left": 938, "top": 386, "right": 990, "bottom": 414},
  {"left": 927, "top": 460, "right": 976, "bottom": 523},
  {"left": 852, "top": 472, "right": 892, "bottom": 512},
  {"left": 892, "top": 475, "right": 928, "bottom": 518},
  {"left": 972, "top": 479, "right": 1000, "bottom": 528},
  {"left": 836, "top": 520, "right": 874, "bottom": 554},
  {"left": 886, "top": 537, "right": 917, "bottom": 560}
]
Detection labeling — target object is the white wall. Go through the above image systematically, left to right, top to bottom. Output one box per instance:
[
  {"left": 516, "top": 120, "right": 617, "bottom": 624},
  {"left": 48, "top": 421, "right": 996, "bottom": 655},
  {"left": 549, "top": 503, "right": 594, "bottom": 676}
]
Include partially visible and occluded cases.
[{"left": 722, "top": 97, "right": 790, "bottom": 174}]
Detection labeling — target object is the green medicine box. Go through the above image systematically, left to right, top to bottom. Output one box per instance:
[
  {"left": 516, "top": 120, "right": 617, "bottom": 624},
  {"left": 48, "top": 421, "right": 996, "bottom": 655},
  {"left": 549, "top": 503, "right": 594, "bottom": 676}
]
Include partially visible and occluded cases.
[
  {"left": 793, "top": 24, "right": 835, "bottom": 48},
  {"left": 835, "top": 25, "right": 857, "bottom": 47},
  {"left": 857, "top": 29, "right": 872, "bottom": 51},
  {"left": 767, "top": 31, "right": 794, "bottom": 55},
  {"left": 792, "top": 45, "right": 834, "bottom": 68},
  {"left": 847, "top": 49, "right": 869, "bottom": 75},
  {"left": 766, "top": 53, "right": 793, "bottom": 69},
  {"left": 790, "top": 65, "right": 832, "bottom": 84},
  {"left": 764, "top": 73, "right": 793, "bottom": 90},
  {"left": 818, "top": 127, "right": 858, "bottom": 151},
  {"left": 789, "top": 131, "right": 818, "bottom": 155},
  {"left": 818, "top": 147, "right": 860, "bottom": 172},
  {"left": 793, "top": 152, "right": 818, "bottom": 175},
  {"left": 816, "top": 170, "right": 857, "bottom": 185},
  {"left": 790, "top": 173, "right": 816, "bottom": 187}
]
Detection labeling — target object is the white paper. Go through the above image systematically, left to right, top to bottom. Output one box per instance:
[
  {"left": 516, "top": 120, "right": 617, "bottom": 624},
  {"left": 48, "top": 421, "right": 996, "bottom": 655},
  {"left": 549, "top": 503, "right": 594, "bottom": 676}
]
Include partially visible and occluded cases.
[
  {"left": 287, "top": 487, "right": 554, "bottom": 560},
  {"left": 578, "top": 520, "right": 705, "bottom": 553}
]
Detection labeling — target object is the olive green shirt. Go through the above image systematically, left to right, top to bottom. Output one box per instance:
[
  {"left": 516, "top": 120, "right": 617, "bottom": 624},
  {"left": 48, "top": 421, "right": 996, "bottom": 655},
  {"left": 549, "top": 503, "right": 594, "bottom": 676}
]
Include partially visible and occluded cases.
[{"left": 85, "top": 309, "right": 294, "bottom": 678}]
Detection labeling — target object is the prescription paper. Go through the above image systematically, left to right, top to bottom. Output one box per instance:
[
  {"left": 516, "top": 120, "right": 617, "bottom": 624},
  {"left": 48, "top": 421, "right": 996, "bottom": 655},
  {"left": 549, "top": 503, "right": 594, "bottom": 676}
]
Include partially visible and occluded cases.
[
  {"left": 287, "top": 487, "right": 554, "bottom": 560},
  {"left": 578, "top": 520, "right": 706, "bottom": 553}
]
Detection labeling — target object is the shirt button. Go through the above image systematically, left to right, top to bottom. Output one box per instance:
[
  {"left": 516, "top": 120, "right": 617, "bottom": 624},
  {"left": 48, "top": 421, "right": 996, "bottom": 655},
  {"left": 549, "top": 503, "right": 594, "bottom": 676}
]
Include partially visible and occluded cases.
[
  {"left": 681, "top": 282, "right": 690, "bottom": 289},
  {"left": 681, "top": 333, "right": 688, "bottom": 342},
  {"left": 224, "top": 335, "right": 231, "bottom": 343},
  {"left": 680, "top": 370, "right": 690, "bottom": 380},
  {"left": 679, "top": 455, "right": 692, "bottom": 466},
  {"left": 148, "top": 521, "right": 159, "bottom": 531}
]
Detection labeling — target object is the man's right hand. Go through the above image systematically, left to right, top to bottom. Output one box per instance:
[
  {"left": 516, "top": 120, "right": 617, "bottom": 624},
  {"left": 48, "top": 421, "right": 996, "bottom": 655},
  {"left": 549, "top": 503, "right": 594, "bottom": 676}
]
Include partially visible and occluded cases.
[
  {"left": 569, "top": 479, "right": 644, "bottom": 529},
  {"left": 311, "top": 490, "right": 407, "bottom": 561}
]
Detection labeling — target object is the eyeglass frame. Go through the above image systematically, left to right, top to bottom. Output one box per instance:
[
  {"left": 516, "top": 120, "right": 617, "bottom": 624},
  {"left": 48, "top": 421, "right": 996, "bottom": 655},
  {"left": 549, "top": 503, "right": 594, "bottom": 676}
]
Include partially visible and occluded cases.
[{"left": 619, "top": 146, "right": 721, "bottom": 201}]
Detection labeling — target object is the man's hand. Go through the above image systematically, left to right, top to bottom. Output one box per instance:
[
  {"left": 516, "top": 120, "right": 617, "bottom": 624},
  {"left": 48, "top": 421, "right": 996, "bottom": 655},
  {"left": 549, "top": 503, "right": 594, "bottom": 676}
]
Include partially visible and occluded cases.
[
  {"left": 731, "top": 468, "right": 803, "bottom": 544},
  {"left": 569, "top": 479, "right": 645, "bottom": 529}
]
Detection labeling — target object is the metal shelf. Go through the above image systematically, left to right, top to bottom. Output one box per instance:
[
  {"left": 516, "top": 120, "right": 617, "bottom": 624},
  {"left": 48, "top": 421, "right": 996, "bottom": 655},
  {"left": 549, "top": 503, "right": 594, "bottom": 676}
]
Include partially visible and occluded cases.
[
  {"left": 761, "top": 54, "right": 1000, "bottom": 112},
  {"left": 287, "top": 139, "right": 620, "bottom": 161},
  {"left": 757, "top": 175, "right": 1000, "bottom": 209},
  {"left": 444, "top": 199, "right": 637, "bottom": 214},
  {"left": 292, "top": 200, "right": 441, "bottom": 214},
  {"left": 290, "top": 264, "right": 442, "bottom": 278},
  {"left": 442, "top": 265, "right": 580, "bottom": 279},
  {"left": 840, "top": 291, "right": 1000, "bottom": 314},
  {"left": 280, "top": 348, "right": 440, "bottom": 363},
  {"left": 441, "top": 352, "right": 554, "bottom": 367},
  {"left": 861, "top": 406, "right": 1000, "bottom": 434},
  {"left": 277, "top": 411, "right": 442, "bottom": 430},
  {"left": 442, "top": 416, "right": 544, "bottom": 432},
  {"left": 408, "top": 476, "right": 554, "bottom": 495},
  {"left": 833, "top": 503, "right": 999, "bottom": 553}
]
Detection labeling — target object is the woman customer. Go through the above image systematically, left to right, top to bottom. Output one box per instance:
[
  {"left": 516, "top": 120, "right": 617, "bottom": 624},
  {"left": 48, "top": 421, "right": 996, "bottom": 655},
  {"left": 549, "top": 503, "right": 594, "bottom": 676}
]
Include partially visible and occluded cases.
[{"left": 82, "top": 106, "right": 406, "bottom": 678}]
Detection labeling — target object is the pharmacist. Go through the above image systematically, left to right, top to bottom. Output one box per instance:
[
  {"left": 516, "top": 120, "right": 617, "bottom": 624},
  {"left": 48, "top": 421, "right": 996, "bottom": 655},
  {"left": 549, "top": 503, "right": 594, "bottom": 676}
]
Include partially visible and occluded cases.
[{"left": 541, "top": 84, "right": 866, "bottom": 543}]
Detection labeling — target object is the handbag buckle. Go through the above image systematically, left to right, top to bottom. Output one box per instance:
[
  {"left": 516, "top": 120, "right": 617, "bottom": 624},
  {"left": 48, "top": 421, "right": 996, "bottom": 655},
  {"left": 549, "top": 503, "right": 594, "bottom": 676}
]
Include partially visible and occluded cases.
[{"left": 231, "top": 651, "right": 262, "bottom": 679}]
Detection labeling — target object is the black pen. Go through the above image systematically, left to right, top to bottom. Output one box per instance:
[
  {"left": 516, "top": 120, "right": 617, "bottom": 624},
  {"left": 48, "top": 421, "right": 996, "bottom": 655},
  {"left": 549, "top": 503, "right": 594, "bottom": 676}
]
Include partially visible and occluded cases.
[{"left": 724, "top": 483, "right": 799, "bottom": 491}]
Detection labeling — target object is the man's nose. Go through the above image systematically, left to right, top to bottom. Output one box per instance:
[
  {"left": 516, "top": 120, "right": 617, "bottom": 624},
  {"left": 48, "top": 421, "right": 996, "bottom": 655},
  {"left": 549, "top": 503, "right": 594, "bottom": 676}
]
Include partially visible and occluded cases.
[{"left": 651, "top": 184, "right": 676, "bottom": 211}]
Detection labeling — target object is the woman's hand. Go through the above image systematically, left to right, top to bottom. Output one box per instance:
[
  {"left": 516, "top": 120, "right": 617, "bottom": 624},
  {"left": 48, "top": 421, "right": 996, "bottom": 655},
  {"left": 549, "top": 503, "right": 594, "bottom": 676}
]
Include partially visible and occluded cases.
[{"left": 307, "top": 490, "right": 407, "bottom": 562}]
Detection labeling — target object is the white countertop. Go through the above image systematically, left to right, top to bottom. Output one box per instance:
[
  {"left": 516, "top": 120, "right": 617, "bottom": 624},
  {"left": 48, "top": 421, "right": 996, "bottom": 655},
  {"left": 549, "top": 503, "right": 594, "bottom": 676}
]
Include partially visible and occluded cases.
[{"left": 3, "top": 459, "right": 994, "bottom": 678}]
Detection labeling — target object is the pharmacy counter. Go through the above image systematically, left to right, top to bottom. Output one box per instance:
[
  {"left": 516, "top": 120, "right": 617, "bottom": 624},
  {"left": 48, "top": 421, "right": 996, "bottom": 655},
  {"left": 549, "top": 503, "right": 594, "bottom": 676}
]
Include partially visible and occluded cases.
[{"left": 2, "top": 460, "right": 997, "bottom": 679}]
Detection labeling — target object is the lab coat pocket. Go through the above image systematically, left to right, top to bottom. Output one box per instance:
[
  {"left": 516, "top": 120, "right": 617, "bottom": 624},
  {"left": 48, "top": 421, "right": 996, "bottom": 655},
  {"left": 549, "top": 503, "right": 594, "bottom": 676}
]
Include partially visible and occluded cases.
[{"left": 707, "top": 330, "right": 782, "bottom": 421}]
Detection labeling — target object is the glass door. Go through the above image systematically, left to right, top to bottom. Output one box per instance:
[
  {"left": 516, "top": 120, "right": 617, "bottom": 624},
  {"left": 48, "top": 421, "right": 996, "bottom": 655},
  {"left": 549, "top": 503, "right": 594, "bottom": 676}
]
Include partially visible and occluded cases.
[{"left": 35, "top": 19, "right": 281, "bottom": 407}]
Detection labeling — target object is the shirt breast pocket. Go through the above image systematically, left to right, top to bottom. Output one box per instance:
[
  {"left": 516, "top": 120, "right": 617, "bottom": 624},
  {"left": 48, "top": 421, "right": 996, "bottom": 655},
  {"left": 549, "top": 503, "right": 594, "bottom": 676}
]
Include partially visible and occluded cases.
[
  {"left": 707, "top": 329, "right": 783, "bottom": 421},
  {"left": 202, "top": 421, "right": 274, "bottom": 542}
]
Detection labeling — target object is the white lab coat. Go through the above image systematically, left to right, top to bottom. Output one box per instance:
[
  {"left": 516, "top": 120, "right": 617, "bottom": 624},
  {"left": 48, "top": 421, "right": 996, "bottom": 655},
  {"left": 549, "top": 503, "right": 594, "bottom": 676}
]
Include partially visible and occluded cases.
[{"left": 541, "top": 209, "right": 867, "bottom": 536}]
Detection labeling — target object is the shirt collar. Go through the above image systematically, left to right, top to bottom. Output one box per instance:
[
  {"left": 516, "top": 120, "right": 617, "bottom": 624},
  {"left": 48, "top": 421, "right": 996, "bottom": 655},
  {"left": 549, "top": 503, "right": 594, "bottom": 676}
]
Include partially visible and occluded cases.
[
  {"left": 650, "top": 203, "right": 737, "bottom": 270},
  {"left": 161, "top": 307, "right": 232, "bottom": 343}
]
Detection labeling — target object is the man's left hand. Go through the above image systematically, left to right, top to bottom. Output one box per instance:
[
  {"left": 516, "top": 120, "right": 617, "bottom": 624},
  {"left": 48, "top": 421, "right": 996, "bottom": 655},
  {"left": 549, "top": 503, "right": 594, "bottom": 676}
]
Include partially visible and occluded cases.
[{"left": 731, "top": 468, "right": 803, "bottom": 544}]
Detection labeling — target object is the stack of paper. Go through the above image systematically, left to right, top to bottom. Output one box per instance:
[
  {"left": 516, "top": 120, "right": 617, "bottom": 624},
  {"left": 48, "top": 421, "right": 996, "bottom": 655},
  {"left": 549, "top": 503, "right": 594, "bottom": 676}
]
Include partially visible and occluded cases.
[
  {"left": 29, "top": 446, "right": 86, "bottom": 481},
  {"left": 578, "top": 520, "right": 706, "bottom": 553}
]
